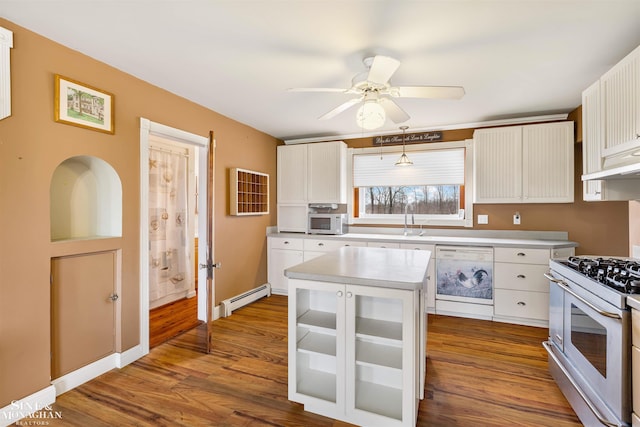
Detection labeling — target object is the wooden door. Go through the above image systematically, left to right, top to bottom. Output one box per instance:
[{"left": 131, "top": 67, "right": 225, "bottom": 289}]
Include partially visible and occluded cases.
[{"left": 51, "top": 251, "right": 117, "bottom": 379}]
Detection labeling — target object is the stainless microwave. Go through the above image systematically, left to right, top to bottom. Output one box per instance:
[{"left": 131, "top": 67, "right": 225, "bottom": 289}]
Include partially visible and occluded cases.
[{"left": 308, "top": 213, "right": 347, "bottom": 235}]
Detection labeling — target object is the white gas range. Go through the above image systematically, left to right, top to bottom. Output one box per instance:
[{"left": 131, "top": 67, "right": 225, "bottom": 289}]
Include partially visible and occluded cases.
[{"left": 544, "top": 256, "right": 640, "bottom": 427}]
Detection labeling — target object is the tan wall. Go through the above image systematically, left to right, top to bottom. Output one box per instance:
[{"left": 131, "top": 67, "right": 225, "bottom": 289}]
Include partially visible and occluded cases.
[
  {"left": 0, "top": 19, "right": 277, "bottom": 406},
  {"left": 344, "top": 118, "right": 629, "bottom": 256}
]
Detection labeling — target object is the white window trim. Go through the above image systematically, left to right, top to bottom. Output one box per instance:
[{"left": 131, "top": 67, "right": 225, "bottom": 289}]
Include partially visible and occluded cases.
[
  {"left": 0, "top": 26, "right": 14, "bottom": 121},
  {"left": 347, "top": 139, "right": 474, "bottom": 228}
]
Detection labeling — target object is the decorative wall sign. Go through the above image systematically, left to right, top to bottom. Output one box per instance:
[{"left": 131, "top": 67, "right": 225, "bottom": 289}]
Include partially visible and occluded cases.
[
  {"left": 54, "top": 74, "right": 115, "bottom": 134},
  {"left": 373, "top": 131, "right": 442, "bottom": 145}
]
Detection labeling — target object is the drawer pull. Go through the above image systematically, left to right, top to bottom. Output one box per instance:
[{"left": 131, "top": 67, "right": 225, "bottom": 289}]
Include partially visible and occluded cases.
[
  {"left": 284, "top": 241, "right": 290, "bottom": 245},
  {"left": 318, "top": 243, "right": 324, "bottom": 247},
  {"left": 517, "top": 252, "right": 526, "bottom": 257},
  {"left": 517, "top": 274, "right": 526, "bottom": 279},
  {"left": 517, "top": 301, "right": 526, "bottom": 306}
]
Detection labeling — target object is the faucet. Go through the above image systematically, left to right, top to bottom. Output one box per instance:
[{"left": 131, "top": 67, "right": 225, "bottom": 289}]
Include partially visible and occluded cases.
[{"left": 404, "top": 204, "right": 412, "bottom": 236}]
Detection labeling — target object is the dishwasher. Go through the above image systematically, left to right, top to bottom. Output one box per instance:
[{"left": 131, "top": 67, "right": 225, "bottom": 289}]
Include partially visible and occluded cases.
[{"left": 435, "top": 246, "right": 494, "bottom": 318}]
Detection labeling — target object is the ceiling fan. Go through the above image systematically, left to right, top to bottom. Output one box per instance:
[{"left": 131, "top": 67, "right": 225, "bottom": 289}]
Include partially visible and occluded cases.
[{"left": 289, "top": 55, "right": 465, "bottom": 129}]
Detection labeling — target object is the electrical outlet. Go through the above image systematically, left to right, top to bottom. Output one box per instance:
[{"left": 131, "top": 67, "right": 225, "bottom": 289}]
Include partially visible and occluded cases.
[
  {"left": 513, "top": 213, "right": 521, "bottom": 225},
  {"left": 478, "top": 214, "right": 488, "bottom": 224}
]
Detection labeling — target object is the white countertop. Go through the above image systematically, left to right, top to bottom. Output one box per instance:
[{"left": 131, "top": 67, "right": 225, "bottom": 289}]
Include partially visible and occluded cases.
[
  {"left": 270, "top": 231, "right": 578, "bottom": 249},
  {"left": 284, "top": 246, "right": 430, "bottom": 291},
  {"left": 627, "top": 295, "right": 640, "bottom": 311}
]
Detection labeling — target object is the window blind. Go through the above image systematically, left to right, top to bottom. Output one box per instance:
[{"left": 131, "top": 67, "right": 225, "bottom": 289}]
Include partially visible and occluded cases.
[{"left": 353, "top": 148, "right": 465, "bottom": 187}]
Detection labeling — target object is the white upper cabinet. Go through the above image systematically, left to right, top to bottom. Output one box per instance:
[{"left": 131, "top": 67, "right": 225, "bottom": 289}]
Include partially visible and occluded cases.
[
  {"left": 600, "top": 44, "right": 640, "bottom": 164},
  {"left": 580, "top": 45, "right": 640, "bottom": 199},
  {"left": 582, "top": 80, "right": 605, "bottom": 201},
  {"left": 473, "top": 122, "right": 574, "bottom": 204},
  {"left": 522, "top": 122, "right": 574, "bottom": 203},
  {"left": 473, "top": 126, "right": 523, "bottom": 203},
  {"left": 277, "top": 141, "right": 347, "bottom": 205},
  {"left": 277, "top": 141, "right": 347, "bottom": 232},
  {"left": 307, "top": 142, "right": 347, "bottom": 203},
  {"left": 277, "top": 144, "right": 308, "bottom": 203}
]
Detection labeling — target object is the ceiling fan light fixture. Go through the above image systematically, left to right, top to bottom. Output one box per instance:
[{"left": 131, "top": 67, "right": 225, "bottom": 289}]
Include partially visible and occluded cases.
[
  {"left": 356, "top": 100, "right": 385, "bottom": 130},
  {"left": 395, "top": 125, "right": 413, "bottom": 167}
]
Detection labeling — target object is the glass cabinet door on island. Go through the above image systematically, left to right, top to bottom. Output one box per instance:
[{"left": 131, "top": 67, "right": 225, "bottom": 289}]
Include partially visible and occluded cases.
[{"left": 288, "top": 278, "right": 420, "bottom": 427}]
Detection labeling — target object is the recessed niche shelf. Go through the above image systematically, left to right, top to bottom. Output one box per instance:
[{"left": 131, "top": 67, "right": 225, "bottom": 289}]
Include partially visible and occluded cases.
[
  {"left": 50, "top": 156, "right": 122, "bottom": 242},
  {"left": 230, "top": 167, "right": 269, "bottom": 216}
]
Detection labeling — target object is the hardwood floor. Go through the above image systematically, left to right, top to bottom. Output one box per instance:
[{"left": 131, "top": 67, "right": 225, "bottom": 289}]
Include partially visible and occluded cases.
[
  {"left": 25, "top": 295, "right": 581, "bottom": 426},
  {"left": 149, "top": 295, "right": 201, "bottom": 348}
]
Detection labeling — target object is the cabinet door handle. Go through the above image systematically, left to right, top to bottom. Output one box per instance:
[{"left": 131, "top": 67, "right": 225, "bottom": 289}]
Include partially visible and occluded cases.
[
  {"left": 517, "top": 274, "right": 526, "bottom": 279},
  {"left": 337, "top": 291, "right": 343, "bottom": 297},
  {"left": 346, "top": 291, "right": 353, "bottom": 298},
  {"left": 517, "top": 301, "right": 526, "bottom": 306}
]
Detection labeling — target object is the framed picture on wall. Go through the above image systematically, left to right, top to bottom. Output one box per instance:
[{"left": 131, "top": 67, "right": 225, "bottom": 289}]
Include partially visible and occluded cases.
[{"left": 54, "top": 74, "right": 115, "bottom": 134}]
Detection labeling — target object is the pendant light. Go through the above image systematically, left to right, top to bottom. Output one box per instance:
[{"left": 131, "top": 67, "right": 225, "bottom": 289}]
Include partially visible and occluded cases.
[{"left": 395, "top": 126, "right": 413, "bottom": 166}]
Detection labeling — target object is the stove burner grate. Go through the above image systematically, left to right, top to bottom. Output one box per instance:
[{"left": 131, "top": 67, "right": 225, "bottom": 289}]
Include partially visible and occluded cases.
[{"left": 565, "top": 256, "right": 640, "bottom": 294}]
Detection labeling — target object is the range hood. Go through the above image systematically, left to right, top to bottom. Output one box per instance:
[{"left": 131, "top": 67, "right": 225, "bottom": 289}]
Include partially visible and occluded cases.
[{"left": 582, "top": 162, "right": 640, "bottom": 181}]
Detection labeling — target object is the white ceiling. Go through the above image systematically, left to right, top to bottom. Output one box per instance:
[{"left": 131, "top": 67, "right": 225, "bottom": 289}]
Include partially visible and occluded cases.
[{"left": 3, "top": 1, "right": 640, "bottom": 141}]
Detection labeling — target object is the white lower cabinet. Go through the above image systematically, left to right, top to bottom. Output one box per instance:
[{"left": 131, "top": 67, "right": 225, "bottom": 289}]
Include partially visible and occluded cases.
[
  {"left": 267, "top": 237, "right": 303, "bottom": 295},
  {"left": 493, "top": 246, "right": 574, "bottom": 327},
  {"left": 288, "top": 278, "right": 419, "bottom": 427}
]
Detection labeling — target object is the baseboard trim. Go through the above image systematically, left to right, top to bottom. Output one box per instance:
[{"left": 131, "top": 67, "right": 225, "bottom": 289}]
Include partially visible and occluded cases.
[
  {"left": 52, "top": 343, "right": 145, "bottom": 396},
  {"left": 116, "top": 344, "right": 145, "bottom": 368},
  {"left": 52, "top": 354, "right": 118, "bottom": 396}
]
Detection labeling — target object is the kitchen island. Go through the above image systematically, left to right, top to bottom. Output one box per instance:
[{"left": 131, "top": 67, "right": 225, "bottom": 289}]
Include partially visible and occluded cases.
[{"left": 285, "top": 246, "right": 430, "bottom": 427}]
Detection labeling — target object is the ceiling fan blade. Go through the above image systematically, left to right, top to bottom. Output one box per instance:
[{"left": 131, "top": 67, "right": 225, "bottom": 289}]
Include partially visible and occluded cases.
[
  {"left": 367, "top": 55, "right": 401, "bottom": 85},
  {"left": 393, "top": 85, "right": 465, "bottom": 99},
  {"left": 288, "top": 87, "right": 348, "bottom": 93},
  {"left": 318, "top": 97, "right": 362, "bottom": 120},
  {"left": 378, "top": 98, "right": 410, "bottom": 123}
]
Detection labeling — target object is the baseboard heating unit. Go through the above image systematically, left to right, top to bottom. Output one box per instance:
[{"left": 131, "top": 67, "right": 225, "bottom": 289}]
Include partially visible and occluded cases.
[{"left": 220, "top": 284, "right": 271, "bottom": 317}]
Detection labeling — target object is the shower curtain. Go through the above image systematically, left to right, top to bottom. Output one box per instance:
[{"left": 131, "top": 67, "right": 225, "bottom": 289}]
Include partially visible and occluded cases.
[{"left": 149, "top": 147, "right": 192, "bottom": 307}]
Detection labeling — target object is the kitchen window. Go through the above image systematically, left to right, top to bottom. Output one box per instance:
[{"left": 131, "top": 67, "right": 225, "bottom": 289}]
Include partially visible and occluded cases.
[{"left": 349, "top": 140, "right": 473, "bottom": 227}]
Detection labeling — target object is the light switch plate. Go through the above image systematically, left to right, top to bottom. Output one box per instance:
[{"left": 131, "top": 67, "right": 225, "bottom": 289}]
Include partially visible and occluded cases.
[
  {"left": 477, "top": 214, "right": 488, "bottom": 224},
  {"left": 633, "top": 245, "right": 640, "bottom": 259}
]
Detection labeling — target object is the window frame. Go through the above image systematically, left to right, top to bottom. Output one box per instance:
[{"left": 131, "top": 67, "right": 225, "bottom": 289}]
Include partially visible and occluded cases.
[{"left": 348, "top": 139, "right": 474, "bottom": 228}]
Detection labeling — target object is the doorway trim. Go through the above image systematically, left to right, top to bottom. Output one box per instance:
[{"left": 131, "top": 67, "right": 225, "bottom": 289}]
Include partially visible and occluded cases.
[{"left": 140, "top": 118, "right": 210, "bottom": 355}]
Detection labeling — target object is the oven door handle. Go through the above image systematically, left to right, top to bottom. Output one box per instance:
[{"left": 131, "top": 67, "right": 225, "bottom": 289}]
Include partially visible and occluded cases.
[
  {"left": 544, "top": 273, "right": 621, "bottom": 319},
  {"left": 542, "top": 341, "right": 622, "bottom": 427}
]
